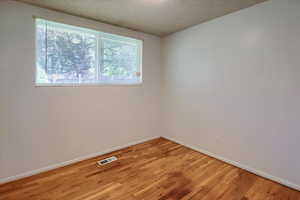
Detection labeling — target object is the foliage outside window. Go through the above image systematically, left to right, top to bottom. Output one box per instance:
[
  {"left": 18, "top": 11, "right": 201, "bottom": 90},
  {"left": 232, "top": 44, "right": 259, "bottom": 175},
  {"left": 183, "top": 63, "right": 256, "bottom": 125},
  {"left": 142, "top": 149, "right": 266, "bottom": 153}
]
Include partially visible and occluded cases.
[{"left": 36, "top": 19, "right": 143, "bottom": 85}]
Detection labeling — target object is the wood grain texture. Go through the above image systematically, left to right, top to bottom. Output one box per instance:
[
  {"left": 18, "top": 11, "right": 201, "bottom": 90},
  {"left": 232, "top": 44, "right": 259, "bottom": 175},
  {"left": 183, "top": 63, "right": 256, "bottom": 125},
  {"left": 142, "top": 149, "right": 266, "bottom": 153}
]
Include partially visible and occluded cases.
[{"left": 0, "top": 138, "right": 299, "bottom": 200}]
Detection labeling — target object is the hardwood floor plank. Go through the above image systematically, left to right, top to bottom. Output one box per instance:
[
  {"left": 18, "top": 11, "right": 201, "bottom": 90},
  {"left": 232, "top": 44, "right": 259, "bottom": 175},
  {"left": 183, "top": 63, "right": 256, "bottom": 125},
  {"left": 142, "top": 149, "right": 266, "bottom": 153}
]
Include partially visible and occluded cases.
[{"left": 0, "top": 138, "right": 299, "bottom": 200}]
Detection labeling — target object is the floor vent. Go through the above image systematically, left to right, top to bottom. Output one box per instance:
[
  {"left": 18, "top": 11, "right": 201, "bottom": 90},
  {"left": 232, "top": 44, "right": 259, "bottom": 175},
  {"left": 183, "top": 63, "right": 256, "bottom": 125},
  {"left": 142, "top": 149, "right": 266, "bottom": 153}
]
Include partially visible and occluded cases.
[{"left": 97, "top": 156, "right": 118, "bottom": 166}]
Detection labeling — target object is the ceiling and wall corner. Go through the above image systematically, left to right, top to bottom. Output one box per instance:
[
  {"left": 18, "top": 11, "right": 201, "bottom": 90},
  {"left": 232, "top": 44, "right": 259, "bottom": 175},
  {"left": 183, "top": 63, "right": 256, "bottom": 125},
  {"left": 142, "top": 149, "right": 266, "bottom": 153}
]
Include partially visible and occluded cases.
[
  {"left": 0, "top": 0, "right": 162, "bottom": 182},
  {"left": 2, "top": 0, "right": 300, "bottom": 193},
  {"left": 15, "top": 0, "right": 268, "bottom": 36},
  {"left": 162, "top": 0, "right": 300, "bottom": 191}
]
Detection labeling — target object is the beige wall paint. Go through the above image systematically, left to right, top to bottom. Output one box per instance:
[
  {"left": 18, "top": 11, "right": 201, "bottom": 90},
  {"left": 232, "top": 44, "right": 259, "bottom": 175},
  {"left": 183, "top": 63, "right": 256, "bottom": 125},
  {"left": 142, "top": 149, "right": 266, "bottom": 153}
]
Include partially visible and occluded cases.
[
  {"left": 0, "top": 0, "right": 162, "bottom": 180},
  {"left": 163, "top": 0, "right": 300, "bottom": 188}
]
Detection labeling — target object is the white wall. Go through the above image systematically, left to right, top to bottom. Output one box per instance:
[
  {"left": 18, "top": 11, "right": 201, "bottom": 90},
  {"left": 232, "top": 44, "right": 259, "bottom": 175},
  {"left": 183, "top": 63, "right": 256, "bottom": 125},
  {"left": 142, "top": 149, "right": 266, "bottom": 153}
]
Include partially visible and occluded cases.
[
  {"left": 0, "top": 0, "right": 162, "bottom": 181},
  {"left": 2, "top": 0, "right": 300, "bottom": 190},
  {"left": 163, "top": 0, "right": 300, "bottom": 188}
]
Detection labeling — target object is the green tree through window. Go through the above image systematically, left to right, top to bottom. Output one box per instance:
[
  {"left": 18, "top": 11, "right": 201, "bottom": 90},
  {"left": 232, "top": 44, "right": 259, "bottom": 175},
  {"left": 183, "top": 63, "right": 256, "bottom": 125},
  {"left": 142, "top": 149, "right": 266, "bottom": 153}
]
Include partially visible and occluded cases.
[{"left": 36, "top": 19, "right": 142, "bottom": 85}]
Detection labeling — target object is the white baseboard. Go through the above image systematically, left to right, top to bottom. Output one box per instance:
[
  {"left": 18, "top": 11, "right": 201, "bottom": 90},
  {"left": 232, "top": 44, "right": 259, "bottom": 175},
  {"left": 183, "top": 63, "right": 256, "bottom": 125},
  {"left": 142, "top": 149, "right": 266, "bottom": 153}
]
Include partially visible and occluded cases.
[
  {"left": 2, "top": 135, "right": 300, "bottom": 192},
  {"left": 0, "top": 136, "right": 160, "bottom": 184},
  {"left": 163, "top": 136, "right": 300, "bottom": 192}
]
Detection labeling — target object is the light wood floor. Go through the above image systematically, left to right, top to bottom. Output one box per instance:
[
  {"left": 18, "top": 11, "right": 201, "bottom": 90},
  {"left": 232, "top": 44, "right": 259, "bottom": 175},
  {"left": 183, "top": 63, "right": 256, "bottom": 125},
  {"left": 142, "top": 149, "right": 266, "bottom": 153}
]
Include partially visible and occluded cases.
[{"left": 1, "top": 138, "right": 299, "bottom": 200}]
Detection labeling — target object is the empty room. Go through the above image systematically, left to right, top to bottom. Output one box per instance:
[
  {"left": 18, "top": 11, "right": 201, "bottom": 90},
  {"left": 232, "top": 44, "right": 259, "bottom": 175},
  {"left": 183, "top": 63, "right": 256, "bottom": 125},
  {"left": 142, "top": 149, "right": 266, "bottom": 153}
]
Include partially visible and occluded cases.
[{"left": 1, "top": 0, "right": 300, "bottom": 199}]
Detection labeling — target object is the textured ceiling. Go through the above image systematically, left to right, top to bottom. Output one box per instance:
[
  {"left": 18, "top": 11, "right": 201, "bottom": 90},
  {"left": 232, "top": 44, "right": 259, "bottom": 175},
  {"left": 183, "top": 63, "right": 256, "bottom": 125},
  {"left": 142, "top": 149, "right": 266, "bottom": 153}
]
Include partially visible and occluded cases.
[{"left": 17, "top": 0, "right": 268, "bottom": 36}]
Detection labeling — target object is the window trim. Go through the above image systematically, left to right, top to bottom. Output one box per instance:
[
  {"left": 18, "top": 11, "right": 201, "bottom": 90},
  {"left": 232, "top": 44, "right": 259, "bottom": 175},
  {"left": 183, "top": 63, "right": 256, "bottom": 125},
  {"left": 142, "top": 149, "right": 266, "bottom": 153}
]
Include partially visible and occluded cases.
[{"left": 34, "top": 17, "right": 143, "bottom": 87}]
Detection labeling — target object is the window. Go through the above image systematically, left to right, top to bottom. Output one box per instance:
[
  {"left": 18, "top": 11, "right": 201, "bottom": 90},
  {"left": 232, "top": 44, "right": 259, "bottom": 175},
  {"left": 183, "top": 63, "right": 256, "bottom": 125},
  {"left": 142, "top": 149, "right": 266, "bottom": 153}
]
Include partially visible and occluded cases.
[{"left": 35, "top": 19, "right": 143, "bottom": 85}]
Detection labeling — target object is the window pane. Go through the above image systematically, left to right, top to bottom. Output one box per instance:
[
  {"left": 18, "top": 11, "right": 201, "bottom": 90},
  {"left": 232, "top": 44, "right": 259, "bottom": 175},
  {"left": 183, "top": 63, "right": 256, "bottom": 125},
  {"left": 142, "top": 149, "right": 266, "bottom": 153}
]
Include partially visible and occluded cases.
[
  {"left": 36, "top": 19, "right": 142, "bottom": 85},
  {"left": 36, "top": 20, "right": 97, "bottom": 84},
  {"left": 101, "top": 37, "right": 141, "bottom": 83}
]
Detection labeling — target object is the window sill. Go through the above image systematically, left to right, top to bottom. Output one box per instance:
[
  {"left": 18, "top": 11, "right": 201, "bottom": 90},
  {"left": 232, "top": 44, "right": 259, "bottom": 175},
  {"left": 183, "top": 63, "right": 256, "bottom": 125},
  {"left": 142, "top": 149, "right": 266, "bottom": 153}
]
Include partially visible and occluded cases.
[{"left": 35, "top": 81, "right": 143, "bottom": 87}]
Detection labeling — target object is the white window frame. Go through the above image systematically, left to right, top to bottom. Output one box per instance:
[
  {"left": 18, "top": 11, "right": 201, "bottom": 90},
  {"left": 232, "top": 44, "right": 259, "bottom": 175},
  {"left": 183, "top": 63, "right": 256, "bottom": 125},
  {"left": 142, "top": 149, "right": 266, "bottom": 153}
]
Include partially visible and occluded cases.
[{"left": 35, "top": 18, "right": 143, "bottom": 87}]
